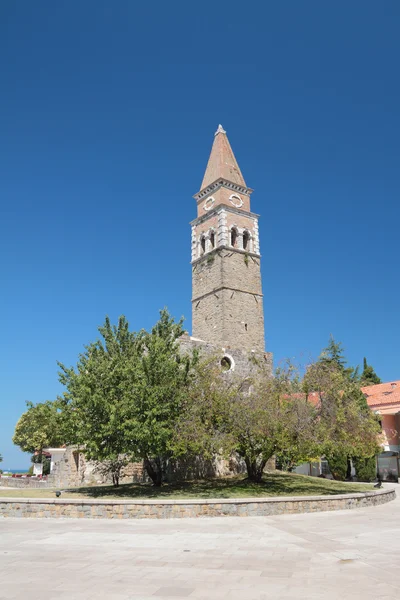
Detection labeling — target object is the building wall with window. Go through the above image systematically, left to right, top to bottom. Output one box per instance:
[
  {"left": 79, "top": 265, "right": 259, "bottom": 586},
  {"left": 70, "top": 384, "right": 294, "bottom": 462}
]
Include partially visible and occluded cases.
[
  {"left": 38, "top": 126, "right": 274, "bottom": 490},
  {"left": 363, "top": 381, "right": 400, "bottom": 452},
  {"left": 363, "top": 381, "right": 400, "bottom": 482}
]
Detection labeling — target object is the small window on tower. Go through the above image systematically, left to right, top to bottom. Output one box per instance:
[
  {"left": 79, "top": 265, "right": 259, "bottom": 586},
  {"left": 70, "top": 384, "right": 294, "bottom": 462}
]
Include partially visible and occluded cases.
[
  {"left": 231, "top": 228, "right": 237, "bottom": 247},
  {"left": 210, "top": 231, "right": 215, "bottom": 248},
  {"left": 243, "top": 231, "right": 250, "bottom": 251},
  {"left": 200, "top": 236, "right": 206, "bottom": 255}
]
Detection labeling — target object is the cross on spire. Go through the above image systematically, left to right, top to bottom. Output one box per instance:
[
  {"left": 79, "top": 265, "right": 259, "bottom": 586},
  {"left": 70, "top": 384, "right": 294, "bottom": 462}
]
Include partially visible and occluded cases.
[{"left": 215, "top": 124, "right": 226, "bottom": 135}]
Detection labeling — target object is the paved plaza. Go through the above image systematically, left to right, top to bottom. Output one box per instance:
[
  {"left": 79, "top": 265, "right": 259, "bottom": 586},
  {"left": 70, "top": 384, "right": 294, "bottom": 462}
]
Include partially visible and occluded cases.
[{"left": 0, "top": 487, "right": 399, "bottom": 600}]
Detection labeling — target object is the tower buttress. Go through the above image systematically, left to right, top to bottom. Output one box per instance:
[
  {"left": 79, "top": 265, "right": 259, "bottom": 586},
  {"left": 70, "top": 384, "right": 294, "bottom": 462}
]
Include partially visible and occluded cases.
[{"left": 191, "top": 125, "right": 266, "bottom": 353}]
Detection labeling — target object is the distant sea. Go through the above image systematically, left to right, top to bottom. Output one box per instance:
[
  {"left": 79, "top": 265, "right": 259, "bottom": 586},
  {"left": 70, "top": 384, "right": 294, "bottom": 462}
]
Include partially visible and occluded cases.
[{"left": 3, "top": 469, "right": 28, "bottom": 474}]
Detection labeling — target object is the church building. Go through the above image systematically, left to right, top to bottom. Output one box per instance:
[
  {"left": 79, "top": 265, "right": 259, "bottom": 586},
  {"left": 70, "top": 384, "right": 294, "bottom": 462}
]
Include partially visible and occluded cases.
[
  {"left": 44, "top": 124, "right": 273, "bottom": 487},
  {"left": 180, "top": 124, "right": 272, "bottom": 376},
  {"left": 39, "top": 127, "right": 400, "bottom": 486}
]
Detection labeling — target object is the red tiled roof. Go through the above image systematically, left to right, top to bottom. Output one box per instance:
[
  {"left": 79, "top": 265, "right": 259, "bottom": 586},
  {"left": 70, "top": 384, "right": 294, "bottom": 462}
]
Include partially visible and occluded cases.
[
  {"left": 362, "top": 381, "right": 400, "bottom": 408},
  {"left": 286, "top": 383, "right": 400, "bottom": 410}
]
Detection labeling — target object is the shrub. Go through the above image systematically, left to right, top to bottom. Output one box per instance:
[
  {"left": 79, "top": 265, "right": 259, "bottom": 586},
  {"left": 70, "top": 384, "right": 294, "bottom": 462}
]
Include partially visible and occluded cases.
[
  {"left": 326, "top": 453, "right": 348, "bottom": 481},
  {"left": 354, "top": 456, "right": 376, "bottom": 482}
]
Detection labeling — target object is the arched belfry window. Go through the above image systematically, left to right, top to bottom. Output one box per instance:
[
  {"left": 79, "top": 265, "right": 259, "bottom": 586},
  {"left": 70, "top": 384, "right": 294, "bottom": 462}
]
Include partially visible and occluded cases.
[
  {"left": 230, "top": 227, "right": 238, "bottom": 247},
  {"left": 210, "top": 230, "right": 215, "bottom": 249},
  {"left": 243, "top": 230, "right": 250, "bottom": 251},
  {"left": 200, "top": 235, "right": 206, "bottom": 255}
]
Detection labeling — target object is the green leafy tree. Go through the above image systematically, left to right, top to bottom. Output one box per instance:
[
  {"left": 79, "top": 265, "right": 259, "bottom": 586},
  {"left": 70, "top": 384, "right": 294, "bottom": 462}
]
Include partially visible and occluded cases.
[
  {"left": 58, "top": 310, "right": 196, "bottom": 486},
  {"left": 122, "top": 310, "right": 195, "bottom": 485},
  {"left": 58, "top": 315, "right": 139, "bottom": 486},
  {"left": 317, "top": 335, "right": 358, "bottom": 381},
  {"left": 304, "top": 338, "right": 383, "bottom": 479},
  {"left": 171, "top": 357, "right": 238, "bottom": 462},
  {"left": 360, "top": 357, "right": 381, "bottom": 386},
  {"left": 174, "top": 359, "right": 319, "bottom": 483},
  {"left": 303, "top": 360, "right": 381, "bottom": 479},
  {"left": 275, "top": 393, "right": 321, "bottom": 472},
  {"left": 13, "top": 401, "right": 65, "bottom": 460},
  {"left": 325, "top": 452, "right": 348, "bottom": 481},
  {"left": 353, "top": 455, "right": 377, "bottom": 482}
]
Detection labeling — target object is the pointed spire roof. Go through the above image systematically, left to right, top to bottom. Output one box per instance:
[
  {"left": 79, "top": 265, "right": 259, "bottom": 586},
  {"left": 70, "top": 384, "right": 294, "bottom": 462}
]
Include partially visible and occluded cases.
[{"left": 200, "top": 125, "right": 247, "bottom": 190}]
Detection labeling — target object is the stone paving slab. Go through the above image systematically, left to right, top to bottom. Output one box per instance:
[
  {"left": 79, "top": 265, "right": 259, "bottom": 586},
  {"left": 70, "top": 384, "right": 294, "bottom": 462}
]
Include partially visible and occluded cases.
[{"left": 0, "top": 485, "right": 398, "bottom": 600}]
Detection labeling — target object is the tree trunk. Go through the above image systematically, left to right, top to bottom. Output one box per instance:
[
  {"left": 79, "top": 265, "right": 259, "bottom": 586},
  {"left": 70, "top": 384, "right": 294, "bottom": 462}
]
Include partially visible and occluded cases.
[
  {"left": 144, "top": 457, "right": 163, "bottom": 486},
  {"left": 244, "top": 457, "right": 266, "bottom": 483},
  {"left": 346, "top": 457, "right": 352, "bottom": 480}
]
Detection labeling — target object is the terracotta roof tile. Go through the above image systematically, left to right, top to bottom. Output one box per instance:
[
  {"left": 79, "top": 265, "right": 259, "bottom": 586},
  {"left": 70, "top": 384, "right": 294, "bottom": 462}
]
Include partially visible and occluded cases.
[
  {"left": 362, "top": 381, "right": 400, "bottom": 408},
  {"left": 286, "top": 384, "right": 400, "bottom": 410}
]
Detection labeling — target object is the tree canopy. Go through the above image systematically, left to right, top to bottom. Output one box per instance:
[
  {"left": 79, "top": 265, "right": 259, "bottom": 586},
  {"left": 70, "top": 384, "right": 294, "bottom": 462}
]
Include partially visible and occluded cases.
[
  {"left": 57, "top": 309, "right": 197, "bottom": 486},
  {"left": 12, "top": 320, "right": 382, "bottom": 486},
  {"left": 316, "top": 335, "right": 358, "bottom": 381},
  {"left": 303, "top": 341, "right": 382, "bottom": 479},
  {"left": 175, "top": 350, "right": 381, "bottom": 482},
  {"left": 360, "top": 357, "right": 381, "bottom": 386},
  {"left": 173, "top": 359, "right": 321, "bottom": 482},
  {"left": 304, "top": 360, "right": 381, "bottom": 460},
  {"left": 12, "top": 401, "right": 66, "bottom": 456}
]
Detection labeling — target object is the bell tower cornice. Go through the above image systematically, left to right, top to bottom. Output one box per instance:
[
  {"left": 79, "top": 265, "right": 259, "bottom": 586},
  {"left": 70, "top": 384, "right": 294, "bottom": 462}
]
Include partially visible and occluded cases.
[
  {"left": 194, "top": 178, "right": 254, "bottom": 202},
  {"left": 190, "top": 205, "right": 260, "bottom": 227}
]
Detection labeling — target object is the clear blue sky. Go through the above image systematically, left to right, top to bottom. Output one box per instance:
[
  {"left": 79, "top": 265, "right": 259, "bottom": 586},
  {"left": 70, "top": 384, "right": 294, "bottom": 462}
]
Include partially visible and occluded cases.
[{"left": 1, "top": 1, "right": 399, "bottom": 469}]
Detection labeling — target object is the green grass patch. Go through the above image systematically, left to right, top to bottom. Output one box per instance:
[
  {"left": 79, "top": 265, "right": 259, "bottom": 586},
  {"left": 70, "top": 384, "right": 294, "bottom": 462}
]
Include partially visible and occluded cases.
[{"left": 0, "top": 472, "right": 374, "bottom": 500}]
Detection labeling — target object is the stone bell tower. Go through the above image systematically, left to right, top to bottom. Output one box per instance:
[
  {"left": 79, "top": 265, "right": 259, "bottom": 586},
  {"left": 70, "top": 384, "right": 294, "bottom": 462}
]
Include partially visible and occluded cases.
[{"left": 191, "top": 125, "right": 266, "bottom": 354}]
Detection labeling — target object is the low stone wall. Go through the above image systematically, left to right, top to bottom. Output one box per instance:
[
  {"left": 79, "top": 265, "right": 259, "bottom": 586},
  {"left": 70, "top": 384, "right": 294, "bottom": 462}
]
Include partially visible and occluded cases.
[
  {"left": 0, "top": 477, "right": 50, "bottom": 489},
  {"left": 0, "top": 488, "right": 394, "bottom": 519}
]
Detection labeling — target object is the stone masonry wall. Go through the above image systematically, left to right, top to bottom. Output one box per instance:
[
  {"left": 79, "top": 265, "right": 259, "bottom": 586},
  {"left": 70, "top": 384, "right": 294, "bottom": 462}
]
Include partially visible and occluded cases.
[
  {"left": 192, "top": 249, "right": 265, "bottom": 353},
  {"left": 178, "top": 335, "right": 273, "bottom": 378},
  {"left": 45, "top": 445, "right": 273, "bottom": 490},
  {"left": 47, "top": 447, "right": 148, "bottom": 489},
  {"left": 47, "top": 448, "right": 93, "bottom": 488},
  {"left": 0, "top": 477, "right": 50, "bottom": 489},
  {"left": 0, "top": 489, "right": 394, "bottom": 519}
]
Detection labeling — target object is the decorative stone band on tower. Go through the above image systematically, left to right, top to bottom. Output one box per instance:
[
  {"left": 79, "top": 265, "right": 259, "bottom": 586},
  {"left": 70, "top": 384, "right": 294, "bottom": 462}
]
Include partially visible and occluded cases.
[{"left": 191, "top": 125, "right": 268, "bottom": 356}]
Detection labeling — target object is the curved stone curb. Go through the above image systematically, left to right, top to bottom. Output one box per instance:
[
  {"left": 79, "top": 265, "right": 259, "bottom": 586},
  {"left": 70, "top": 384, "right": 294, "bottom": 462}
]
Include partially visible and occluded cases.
[{"left": 0, "top": 488, "right": 395, "bottom": 519}]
